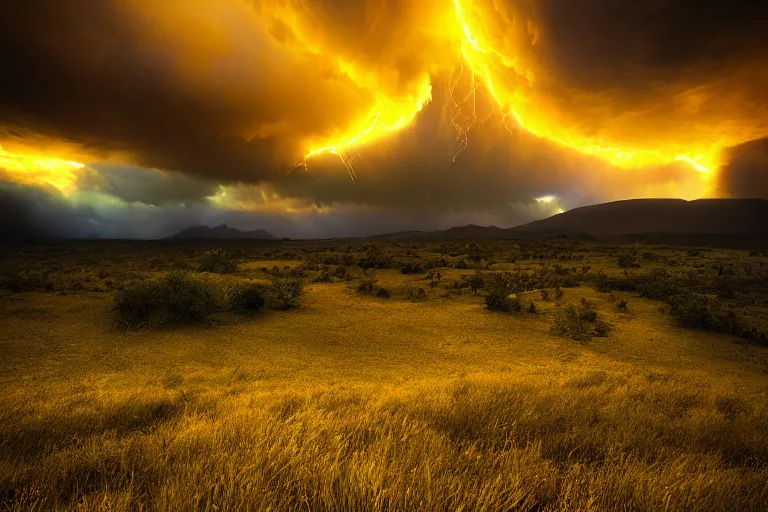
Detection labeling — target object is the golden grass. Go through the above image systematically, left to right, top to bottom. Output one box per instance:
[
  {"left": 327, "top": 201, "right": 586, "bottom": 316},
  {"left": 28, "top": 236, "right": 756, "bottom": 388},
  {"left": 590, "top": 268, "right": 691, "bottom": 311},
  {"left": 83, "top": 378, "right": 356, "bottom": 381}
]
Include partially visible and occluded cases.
[{"left": 1, "top": 273, "right": 768, "bottom": 511}]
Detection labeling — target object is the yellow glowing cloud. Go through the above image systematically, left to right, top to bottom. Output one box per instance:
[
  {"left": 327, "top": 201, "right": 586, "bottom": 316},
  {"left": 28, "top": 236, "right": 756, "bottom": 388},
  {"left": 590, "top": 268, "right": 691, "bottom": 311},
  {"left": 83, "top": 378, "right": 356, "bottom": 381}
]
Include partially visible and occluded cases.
[
  {"left": 2, "top": 0, "right": 764, "bottom": 204},
  {"left": 291, "top": 0, "right": 740, "bottom": 182},
  {"left": 450, "top": 0, "right": 726, "bottom": 173},
  {"left": 0, "top": 144, "right": 86, "bottom": 194}
]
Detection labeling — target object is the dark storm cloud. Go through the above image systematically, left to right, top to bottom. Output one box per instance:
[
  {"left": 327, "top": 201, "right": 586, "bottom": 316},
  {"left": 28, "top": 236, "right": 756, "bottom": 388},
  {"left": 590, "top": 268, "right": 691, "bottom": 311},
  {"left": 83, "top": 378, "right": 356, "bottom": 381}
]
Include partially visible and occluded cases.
[
  {"left": 0, "top": 0, "right": 766, "bottom": 219},
  {"left": 0, "top": 0, "right": 379, "bottom": 181},
  {"left": 538, "top": 0, "right": 768, "bottom": 85},
  {"left": 718, "top": 138, "right": 768, "bottom": 200},
  {"left": 84, "top": 165, "right": 220, "bottom": 206},
  {"left": 0, "top": 180, "right": 531, "bottom": 241},
  {"left": 0, "top": 182, "right": 98, "bottom": 240}
]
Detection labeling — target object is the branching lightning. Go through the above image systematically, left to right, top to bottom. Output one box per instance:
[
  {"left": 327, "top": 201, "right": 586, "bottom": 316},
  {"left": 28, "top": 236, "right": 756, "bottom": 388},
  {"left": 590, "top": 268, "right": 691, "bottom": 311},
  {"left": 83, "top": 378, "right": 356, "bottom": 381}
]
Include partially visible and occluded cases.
[{"left": 292, "top": 0, "right": 719, "bottom": 183}]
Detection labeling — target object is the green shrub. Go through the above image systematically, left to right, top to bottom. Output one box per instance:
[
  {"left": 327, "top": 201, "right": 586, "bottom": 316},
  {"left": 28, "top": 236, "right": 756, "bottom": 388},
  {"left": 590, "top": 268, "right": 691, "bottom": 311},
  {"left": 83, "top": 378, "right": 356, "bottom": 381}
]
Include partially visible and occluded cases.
[
  {"left": 199, "top": 248, "right": 238, "bottom": 273},
  {"left": 618, "top": 251, "right": 640, "bottom": 268},
  {"left": 400, "top": 261, "right": 424, "bottom": 275},
  {"left": 313, "top": 269, "right": 331, "bottom": 283},
  {"left": 0, "top": 271, "right": 35, "bottom": 292},
  {"left": 467, "top": 271, "right": 485, "bottom": 294},
  {"left": 114, "top": 272, "right": 217, "bottom": 328},
  {"left": 484, "top": 272, "right": 521, "bottom": 312},
  {"left": 270, "top": 278, "right": 303, "bottom": 310},
  {"left": 357, "top": 279, "right": 376, "bottom": 294},
  {"left": 228, "top": 282, "right": 268, "bottom": 312},
  {"left": 406, "top": 286, "right": 426, "bottom": 300},
  {"left": 376, "top": 287, "right": 391, "bottom": 298},
  {"left": 667, "top": 293, "right": 739, "bottom": 333},
  {"left": 578, "top": 299, "right": 597, "bottom": 322},
  {"left": 618, "top": 300, "right": 628, "bottom": 312},
  {"left": 528, "top": 301, "right": 536, "bottom": 313},
  {"left": 551, "top": 302, "right": 610, "bottom": 341},
  {"left": 551, "top": 305, "right": 591, "bottom": 342},
  {"left": 593, "top": 320, "right": 612, "bottom": 337}
]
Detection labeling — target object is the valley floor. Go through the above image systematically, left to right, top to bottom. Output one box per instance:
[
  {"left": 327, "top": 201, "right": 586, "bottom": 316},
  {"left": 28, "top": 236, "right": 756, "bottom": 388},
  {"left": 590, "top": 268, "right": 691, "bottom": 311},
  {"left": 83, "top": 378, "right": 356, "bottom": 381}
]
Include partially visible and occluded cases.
[{"left": 1, "top": 268, "right": 768, "bottom": 510}]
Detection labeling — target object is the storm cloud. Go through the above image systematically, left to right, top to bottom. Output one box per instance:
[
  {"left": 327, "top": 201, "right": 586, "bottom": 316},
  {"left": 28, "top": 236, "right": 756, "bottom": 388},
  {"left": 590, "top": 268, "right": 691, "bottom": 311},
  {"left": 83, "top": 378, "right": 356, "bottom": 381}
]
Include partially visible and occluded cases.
[{"left": 0, "top": 1, "right": 766, "bottom": 238}]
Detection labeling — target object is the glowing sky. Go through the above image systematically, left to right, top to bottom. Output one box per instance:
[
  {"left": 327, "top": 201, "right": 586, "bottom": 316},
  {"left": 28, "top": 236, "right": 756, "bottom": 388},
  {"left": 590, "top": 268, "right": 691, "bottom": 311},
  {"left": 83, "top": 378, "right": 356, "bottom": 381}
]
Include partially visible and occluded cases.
[{"left": 1, "top": 0, "right": 767, "bottom": 238}]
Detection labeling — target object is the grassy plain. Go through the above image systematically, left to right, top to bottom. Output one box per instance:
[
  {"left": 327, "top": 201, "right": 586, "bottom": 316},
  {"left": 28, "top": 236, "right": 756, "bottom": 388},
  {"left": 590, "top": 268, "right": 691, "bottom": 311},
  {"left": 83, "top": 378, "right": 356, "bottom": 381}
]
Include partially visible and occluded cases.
[{"left": 1, "top": 240, "right": 767, "bottom": 511}]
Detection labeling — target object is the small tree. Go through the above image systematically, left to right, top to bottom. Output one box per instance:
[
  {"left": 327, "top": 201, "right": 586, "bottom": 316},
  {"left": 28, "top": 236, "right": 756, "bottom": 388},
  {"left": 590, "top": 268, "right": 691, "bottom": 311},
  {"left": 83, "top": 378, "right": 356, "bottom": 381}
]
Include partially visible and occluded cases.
[
  {"left": 468, "top": 271, "right": 485, "bottom": 294},
  {"left": 484, "top": 272, "right": 521, "bottom": 312},
  {"left": 270, "top": 278, "right": 303, "bottom": 309}
]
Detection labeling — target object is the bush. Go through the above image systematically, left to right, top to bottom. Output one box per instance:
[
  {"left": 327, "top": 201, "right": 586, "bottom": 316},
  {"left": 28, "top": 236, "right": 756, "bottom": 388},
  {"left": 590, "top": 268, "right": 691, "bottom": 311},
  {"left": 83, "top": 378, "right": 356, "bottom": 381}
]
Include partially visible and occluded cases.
[
  {"left": 199, "top": 248, "right": 238, "bottom": 273},
  {"left": 357, "top": 248, "right": 394, "bottom": 271},
  {"left": 617, "top": 251, "right": 639, "bottom": 268},
  {"left": 455, "top": 259, "right": 469, "bottom": 270},
  {"left": 400, "top": 261, "right": 424, "bottom": 275},
  {"left": 334, "top": 265, "right": 347, "bottom": 279},
  {"left": 313, "top": 269, "right": 331, "bottom": 283},
  {"left": 0, "top": 271, "right": 38, "bottom": 292},
  {"left": 467, "top": 271, "right": 485, "bottom": 294},
  {"left": 114, "top": 272, "right": 217, "bottom": 328},
  {"left": 484, "top": 272, "right": 521, "bottom": 312},
  {"left": 270, "top": 278, "right": 303, "bottom": 310},
  {"left": 357, "top": 279, "right": 376, "bottom": 294},
  {"left": 228, "top": 282, "right": 267, "bottom": 312},
  {"left": 406, "top": 286, "right": 426, "bottom": 300},
  {"left": 376, "top": 287, "right": 390, "bottom": 298},
  {"left": 667, "top": 293, "right": 739, "bottom": 333},
  {"left": 578, "top": 300, "right": 598, "bottom": 322},
  {"left": 618, "top": 300, "right": 628, "bottom": 312},
  {"left": 528, "top": 301, "right": 536, "bottom": 313},
  {"left": 551, "top": 302, "right": 610, "bottom": 341},
  {"left": 551, "top": 305, "right": 591, "bottom": 342},
  {"left": 593, "top": 320, "right": 612, "bottom": 337}
]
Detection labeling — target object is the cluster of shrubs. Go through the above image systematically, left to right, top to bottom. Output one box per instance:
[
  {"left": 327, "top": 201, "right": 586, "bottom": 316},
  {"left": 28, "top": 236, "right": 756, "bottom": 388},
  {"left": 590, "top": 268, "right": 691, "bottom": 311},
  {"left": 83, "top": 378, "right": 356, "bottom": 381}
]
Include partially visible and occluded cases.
[
  {"left": 357, "top": 248, "right": 395, "bottom": 271},
  {"left": 198, "top": 249, "right": 238, "bottom": 273},
  {"left": 617, "top": 250, "right": 641, "bottom": 269},
  {"left": 304, "top": 252, "right": 356, "bottom": 266},
  {"left": 400, "top": 261, "right": 424, "bottom": 274},
  {"left": 592, "top": 268, "right": 767, "bottom": 345},
  {"left": 114, "top": 272, "right": 304, "bottom": 328},
  {"left": 483, "top": 272, "right": 522, "bottom": 312},
  {"left": 356, "top": 278, "right": 390, "bottom": 298},
  {"left": 405, "top": 286, "right": 426, "bottom": 300},
  {"left": 550, "top": 300, "right": 611, "bottom": 342}
]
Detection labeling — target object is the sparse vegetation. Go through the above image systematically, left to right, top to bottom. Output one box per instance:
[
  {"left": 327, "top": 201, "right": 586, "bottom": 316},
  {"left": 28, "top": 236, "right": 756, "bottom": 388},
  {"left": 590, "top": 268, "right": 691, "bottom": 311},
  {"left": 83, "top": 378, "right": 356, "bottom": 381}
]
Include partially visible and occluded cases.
[
  {"left": 2, "top": 239, "right": 768, "bottom": 511},
  {"left": 199, "top": 248, "right": 238, "bottom": 273},
  {"left": 114, "top": 271, "right": 218, "bottom": 328},
  {"left": 483, "top": 272, "right": 522, "bottom": 312},
  {"left": 269, "top": 277, "right": 303, "bottom": 310},
  {"left": 357, "top": 278, "right": 377, "bottom": 294},
  {"left": 228, "top": 282, "right": 268, "bottom": 312},
  {"left": 551, "top": 301, "right": 611, "bottom": 342}
]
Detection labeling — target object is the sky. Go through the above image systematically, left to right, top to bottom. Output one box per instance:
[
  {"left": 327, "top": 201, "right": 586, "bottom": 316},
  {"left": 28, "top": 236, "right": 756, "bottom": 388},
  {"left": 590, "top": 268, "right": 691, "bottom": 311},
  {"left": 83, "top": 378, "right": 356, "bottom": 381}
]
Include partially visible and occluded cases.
[{"left": 1, "top": 0, "right": 767, "bottom": 239}]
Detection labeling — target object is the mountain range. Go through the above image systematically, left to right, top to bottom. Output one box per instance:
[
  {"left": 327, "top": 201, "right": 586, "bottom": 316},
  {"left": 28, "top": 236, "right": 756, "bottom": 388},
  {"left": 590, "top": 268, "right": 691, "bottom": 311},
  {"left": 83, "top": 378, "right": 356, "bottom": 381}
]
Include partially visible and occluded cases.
[
  {"left": 166, "top": 199, "right": 768, "bottom": 247},
  {"left": 167, "top": 224, "right": 277, "bottom": 240}
]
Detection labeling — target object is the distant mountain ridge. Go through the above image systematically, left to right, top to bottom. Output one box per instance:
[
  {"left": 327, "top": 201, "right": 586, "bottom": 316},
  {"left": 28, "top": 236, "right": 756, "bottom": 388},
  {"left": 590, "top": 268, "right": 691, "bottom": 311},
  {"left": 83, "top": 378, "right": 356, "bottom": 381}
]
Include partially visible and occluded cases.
[
  {"left": 425, "top": 199, "right": 768, "bottom": 241},
  {"left": 167, "top": 224, "right": 277, "bottom": 240}
]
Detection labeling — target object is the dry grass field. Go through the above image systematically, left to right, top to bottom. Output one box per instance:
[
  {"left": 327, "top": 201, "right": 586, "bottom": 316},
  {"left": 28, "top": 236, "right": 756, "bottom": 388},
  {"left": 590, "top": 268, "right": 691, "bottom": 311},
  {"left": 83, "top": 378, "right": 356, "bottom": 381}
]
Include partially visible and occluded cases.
[{"left": 1, "top": 240, "right": 767, "bottom": 511}]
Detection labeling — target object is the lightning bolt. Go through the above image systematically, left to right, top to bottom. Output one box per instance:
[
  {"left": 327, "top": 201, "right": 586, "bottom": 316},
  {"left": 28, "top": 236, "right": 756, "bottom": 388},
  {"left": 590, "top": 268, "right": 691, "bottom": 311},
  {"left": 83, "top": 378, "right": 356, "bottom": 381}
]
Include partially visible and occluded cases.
[{"left": 294, "top": 0, "right": 715, "bottom": 181}]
